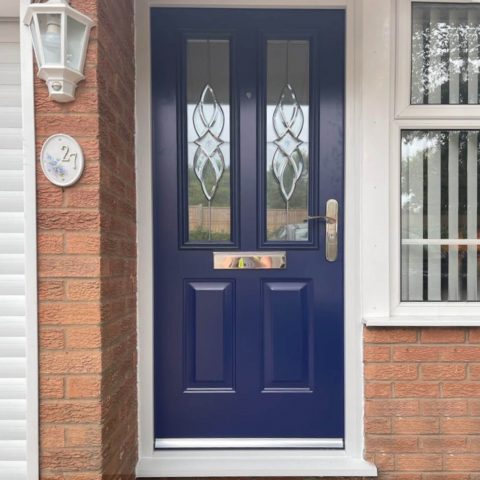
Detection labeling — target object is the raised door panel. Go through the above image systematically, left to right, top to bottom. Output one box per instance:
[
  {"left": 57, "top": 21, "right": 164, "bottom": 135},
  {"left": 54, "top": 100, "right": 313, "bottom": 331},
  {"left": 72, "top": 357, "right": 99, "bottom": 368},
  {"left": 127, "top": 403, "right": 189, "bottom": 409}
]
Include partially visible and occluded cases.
[
  {"left": 184, "top": 281, "right": 234, "bottom": 391},
  {"left": 262, "top": 281, "right": 313, "bottom": 391}
]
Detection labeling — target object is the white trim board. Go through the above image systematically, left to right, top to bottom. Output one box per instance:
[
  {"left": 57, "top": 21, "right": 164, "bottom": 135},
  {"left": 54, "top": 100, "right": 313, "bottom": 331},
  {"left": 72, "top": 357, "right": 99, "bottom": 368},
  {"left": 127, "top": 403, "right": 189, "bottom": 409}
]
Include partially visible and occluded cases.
[
  {"left": 135, "top": 0, "right": 376, "bottom": 476},
  {"left": 20, "top": 1, "right": 39, "bottom": 478},
  {"left": 364, "top": 316, "right": 480, "bottom": 327},
  {"left": 138, "top": 451, "right": 376, "bottom": 478}
]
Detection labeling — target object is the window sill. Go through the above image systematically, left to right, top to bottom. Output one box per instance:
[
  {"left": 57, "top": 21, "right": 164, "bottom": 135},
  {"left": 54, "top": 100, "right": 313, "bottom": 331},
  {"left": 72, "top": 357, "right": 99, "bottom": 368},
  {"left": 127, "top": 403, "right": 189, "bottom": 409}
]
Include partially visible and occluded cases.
[
  {"left": 363, "top": 316, "right": 480, "bottom": 327},
  {"left": 136, "top": 451, "right": 378, "bottom": 477}
]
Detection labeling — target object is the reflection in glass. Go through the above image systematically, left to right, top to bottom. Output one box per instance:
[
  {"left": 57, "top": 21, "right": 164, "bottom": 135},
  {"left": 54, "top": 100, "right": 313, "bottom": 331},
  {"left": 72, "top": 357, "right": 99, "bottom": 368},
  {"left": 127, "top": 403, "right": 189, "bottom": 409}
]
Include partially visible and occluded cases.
[
  {"left": 412, "top": 3, "right": 480, "bottom": 104},
  {"left": 66, "top": 16, "right": 86, "bottom": 71},
  {"left": 187, "top": 39, "right": 231, "bottom": 242},
  {"left": 266, "top": 40, "right": 310, "bottom": 241},
  {"left": 401, "top": 130, "right": 480, "bottom": 301}
]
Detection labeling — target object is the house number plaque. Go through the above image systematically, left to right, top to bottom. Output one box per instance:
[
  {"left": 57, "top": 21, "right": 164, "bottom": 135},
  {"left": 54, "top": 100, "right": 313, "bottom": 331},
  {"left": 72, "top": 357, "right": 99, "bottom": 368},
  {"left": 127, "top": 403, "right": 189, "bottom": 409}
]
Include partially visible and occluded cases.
[{"left": 40, "top": 134, "right": 85, "bottom": 187}]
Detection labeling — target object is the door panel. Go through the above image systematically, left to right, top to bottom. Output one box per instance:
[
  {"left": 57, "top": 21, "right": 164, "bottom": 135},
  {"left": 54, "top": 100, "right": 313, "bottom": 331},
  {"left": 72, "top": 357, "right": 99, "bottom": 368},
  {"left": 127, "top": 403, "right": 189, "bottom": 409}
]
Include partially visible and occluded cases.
[
  {"left": 152, "top": 8, "right": 345, "bottom": 444},
  {"left": 185, "top": 281, "right": 235, "bottom": 390},
  {"left": 263, "top": 281, "right": 313, "bottom": 391}
]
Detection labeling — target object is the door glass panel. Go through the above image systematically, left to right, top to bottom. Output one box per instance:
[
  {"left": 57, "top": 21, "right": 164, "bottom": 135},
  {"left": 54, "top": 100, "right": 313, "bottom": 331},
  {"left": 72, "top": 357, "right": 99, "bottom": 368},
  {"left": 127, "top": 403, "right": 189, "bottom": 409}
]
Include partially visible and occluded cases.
[
  {"left": 411, "top": 2, "right": 480, "bottom": 105},
  {"left": 187, "top": 39, "right": 231, "bottom": 242},
  {"left": 266, "top": 40, "right": 310, "bottom": 242},
  {"left": 401, "top": 130, "right": 480, "bottom": 301}
]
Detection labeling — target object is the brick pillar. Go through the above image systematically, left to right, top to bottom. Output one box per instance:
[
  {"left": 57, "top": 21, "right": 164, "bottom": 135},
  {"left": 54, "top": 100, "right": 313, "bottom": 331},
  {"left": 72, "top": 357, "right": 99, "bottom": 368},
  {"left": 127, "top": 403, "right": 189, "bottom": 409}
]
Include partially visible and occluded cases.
[{"left": 35, "top": 1, "right": 137, "bottom": 479}]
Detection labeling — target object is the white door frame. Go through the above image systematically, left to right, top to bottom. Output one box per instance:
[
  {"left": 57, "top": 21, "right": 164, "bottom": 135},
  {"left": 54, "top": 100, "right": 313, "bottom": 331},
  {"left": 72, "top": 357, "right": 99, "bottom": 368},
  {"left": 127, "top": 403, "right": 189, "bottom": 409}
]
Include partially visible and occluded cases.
[{"left": 135, "top": 0, "right": 376, "bottom": 476}]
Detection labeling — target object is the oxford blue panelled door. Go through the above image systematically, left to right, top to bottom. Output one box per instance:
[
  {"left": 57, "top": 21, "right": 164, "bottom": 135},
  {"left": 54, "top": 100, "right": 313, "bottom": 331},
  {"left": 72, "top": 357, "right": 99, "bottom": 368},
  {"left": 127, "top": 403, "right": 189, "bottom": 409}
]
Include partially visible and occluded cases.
[{"left": 151, "top": 8, "right": 345, "bottom": 448}]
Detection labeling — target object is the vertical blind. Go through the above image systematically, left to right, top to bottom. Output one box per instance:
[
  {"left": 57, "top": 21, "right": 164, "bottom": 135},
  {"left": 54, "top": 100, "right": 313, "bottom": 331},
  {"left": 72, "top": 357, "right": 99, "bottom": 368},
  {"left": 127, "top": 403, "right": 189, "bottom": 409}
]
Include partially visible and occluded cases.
[
  {"left": 411, "top": 2, "right": 480, "bottom": 105},
  {"left": 402, "top": 130, "right": 480, "bottom": 301}
]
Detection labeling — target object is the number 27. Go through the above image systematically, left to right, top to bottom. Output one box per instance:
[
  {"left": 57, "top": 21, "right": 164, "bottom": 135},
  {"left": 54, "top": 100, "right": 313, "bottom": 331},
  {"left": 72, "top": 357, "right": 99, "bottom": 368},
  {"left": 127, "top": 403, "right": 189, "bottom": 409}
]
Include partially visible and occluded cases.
[{"left": 61, "top": 145, "right": 78, "bottom": 170}]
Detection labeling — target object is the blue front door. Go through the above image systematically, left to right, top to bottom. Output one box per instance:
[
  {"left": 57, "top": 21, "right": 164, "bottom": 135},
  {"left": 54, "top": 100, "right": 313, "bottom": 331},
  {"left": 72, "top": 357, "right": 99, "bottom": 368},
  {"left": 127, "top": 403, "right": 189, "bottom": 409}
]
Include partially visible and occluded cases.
[{"left": 152, "top": 8, "right": 345, "bottom": 446}]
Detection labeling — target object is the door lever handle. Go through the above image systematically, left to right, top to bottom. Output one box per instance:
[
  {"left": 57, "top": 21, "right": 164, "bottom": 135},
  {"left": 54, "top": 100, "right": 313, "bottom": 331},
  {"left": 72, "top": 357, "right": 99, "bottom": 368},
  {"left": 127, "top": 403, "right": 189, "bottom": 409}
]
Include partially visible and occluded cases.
[
  {"left": 305, "top": 199, "right": 339, "bottom": 262},
  {"left": 304, "top": 215, "right": 336, "bottom": 224}
]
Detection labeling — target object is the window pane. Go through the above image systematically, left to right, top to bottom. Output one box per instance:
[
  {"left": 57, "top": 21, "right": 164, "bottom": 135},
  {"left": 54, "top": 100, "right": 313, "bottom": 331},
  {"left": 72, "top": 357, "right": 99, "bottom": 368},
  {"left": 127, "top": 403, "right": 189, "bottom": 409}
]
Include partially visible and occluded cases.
[
  {"left": 411, "top": 3, "right": 480, "bottom": 105},
  {"left": 186, "top": 39, "right": 231, "bottom": 242},
  {"left": 266, "top": 40, "right": 310, "bottom": 242},
  {"left": 401, "top": 130, "right": 480, "bottom": 301}
]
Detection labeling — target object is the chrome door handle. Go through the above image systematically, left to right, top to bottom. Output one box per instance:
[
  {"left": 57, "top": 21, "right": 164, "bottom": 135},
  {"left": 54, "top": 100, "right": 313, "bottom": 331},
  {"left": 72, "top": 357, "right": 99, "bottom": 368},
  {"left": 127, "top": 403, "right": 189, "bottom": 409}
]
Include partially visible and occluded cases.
[
  {"left": 305, "top": 199, "right": 338, "bottom": 262},
  {"left": 324, "top": 199, "right": 338, "bottom": 262},
  {"left": 304, "top": 215, "right": 336, "bottom": 224}
]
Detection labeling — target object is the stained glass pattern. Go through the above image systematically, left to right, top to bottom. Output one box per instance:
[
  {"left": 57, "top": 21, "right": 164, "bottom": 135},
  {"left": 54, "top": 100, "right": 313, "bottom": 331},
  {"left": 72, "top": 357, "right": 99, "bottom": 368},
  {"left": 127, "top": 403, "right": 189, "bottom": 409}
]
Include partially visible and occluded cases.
[
  {"left": 186, "top": 39, "right": 231, "bottom": 242},
  {"left": 266, "top": 40, "right": 310, "bottom": 242},
  {"left": 193, "top": 84, "right": 226, "bottom": 203},
  {"left": 272, "top": 84, "right": 305, "bottom": 204}
]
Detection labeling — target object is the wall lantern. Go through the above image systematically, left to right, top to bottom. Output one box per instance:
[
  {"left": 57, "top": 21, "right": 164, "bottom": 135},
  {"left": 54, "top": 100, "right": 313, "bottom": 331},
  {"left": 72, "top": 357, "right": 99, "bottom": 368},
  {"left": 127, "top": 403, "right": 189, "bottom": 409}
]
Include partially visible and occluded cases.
[{"left": 24, "top": 0, "right": 94, "bottom": 102}]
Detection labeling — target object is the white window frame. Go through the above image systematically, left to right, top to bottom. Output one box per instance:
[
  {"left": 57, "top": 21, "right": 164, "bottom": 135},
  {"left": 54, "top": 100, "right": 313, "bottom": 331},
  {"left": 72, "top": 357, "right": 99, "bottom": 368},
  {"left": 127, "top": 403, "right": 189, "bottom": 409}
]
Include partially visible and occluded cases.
[
  {"left": 135, "top": 0, "right": 377, "bottom": 476},
  {"left": 364, "top": 0, "right": 480, "bottom": 327},
  {"left": 395, "top": 0, "right": 480, "bottom": 119}
]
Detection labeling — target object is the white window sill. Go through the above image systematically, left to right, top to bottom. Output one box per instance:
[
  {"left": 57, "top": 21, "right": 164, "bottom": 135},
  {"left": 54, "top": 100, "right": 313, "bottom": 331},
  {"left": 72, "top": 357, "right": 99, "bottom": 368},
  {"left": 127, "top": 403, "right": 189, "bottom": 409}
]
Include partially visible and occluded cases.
[
  {"left": 363, "top": 316, "right": 480, "bottom": 327},
  {"left": 136, "top": 451, "right": 378, "bottom": 477}
]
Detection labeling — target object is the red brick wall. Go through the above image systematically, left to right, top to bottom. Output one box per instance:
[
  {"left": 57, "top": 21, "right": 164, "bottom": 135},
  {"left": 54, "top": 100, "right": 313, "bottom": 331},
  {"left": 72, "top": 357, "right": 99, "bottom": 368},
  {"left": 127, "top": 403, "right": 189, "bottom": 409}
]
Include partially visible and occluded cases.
[
  {"left": 97, "top": 0, "right": 137, "bottom": 476},
  {"left": 35, "top": 1, "right": 136, "bottom": 479},
  {"left": 364, "top": 327, "right": 480, "bottom": 479}
]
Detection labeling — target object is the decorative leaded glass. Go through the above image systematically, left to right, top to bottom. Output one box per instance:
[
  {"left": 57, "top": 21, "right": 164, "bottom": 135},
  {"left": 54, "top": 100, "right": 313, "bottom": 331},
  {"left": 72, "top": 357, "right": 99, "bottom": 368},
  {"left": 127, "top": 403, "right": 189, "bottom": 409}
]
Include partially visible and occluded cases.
[
  {"left": 186, "top": 39, "right": 231, "bottom": 242},
  {"left": 266, "top": 40, "right": 310, "bottom": 242}
]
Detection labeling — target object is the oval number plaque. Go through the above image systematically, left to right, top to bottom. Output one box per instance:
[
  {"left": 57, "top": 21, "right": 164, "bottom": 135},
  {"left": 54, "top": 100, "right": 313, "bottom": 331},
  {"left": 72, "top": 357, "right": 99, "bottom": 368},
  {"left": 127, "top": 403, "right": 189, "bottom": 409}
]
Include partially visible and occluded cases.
[{"left": 40, "top": 134, "right": 85, "bottom": 187}]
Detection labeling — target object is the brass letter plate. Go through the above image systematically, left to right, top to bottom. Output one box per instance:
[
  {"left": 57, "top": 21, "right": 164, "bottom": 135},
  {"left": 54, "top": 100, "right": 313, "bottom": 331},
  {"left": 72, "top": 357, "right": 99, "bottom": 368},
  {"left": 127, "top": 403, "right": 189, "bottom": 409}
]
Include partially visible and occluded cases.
[{"left": 213, "top": 251, "right": 286, "bottom": 270}]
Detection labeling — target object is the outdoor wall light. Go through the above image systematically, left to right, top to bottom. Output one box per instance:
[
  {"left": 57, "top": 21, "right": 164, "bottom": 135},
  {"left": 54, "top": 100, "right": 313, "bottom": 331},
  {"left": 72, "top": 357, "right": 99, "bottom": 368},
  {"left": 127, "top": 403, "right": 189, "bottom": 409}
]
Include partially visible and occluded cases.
[{"left": 24, "top": 0, "right": 94, "bottom": 102}]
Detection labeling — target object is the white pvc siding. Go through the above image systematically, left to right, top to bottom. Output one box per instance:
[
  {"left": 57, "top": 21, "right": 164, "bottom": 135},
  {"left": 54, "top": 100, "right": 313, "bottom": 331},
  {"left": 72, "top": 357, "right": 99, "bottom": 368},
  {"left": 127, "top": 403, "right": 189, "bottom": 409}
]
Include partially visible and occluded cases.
[{"left": 0, "top": 20, "right": 28, "bottom": 480}]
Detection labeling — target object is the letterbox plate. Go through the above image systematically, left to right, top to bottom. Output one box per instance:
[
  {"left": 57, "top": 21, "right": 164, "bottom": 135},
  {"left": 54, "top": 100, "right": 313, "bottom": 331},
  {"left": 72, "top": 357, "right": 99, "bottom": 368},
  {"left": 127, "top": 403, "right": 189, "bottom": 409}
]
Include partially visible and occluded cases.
[{"left": 213, "top": 251, "right": 286, "bottom": 270}]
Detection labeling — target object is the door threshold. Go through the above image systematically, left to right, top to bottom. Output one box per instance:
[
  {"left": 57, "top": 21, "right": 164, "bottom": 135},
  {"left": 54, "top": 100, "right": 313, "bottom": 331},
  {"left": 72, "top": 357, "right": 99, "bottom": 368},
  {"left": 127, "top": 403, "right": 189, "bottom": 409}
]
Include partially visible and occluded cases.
[
  {"left": 155, "top": 437, "right": 344, "bottom": 449},
  {"left": 137, "top": 449, "right": 377, "bottom": 477}
]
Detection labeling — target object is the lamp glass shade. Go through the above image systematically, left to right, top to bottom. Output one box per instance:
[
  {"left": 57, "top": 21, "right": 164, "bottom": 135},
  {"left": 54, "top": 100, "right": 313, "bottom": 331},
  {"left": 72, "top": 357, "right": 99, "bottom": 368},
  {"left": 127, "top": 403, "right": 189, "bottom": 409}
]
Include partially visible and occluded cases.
[
  {"left": 38, "top": 13, "right": 62, "bottom": 65},
  {"left": 66, "top": 16, "right": 86, "bottom": 71}
]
